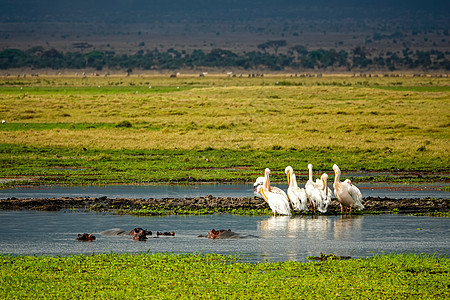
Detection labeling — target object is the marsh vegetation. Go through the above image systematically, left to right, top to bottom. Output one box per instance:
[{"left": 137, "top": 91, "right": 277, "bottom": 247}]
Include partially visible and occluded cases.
[{"left": 0, "top": 253, "right": 448, "bottom": 298}]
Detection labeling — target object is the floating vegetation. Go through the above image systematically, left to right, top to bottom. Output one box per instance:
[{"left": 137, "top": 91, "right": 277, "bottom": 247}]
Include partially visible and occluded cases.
[
  {"left": 116, "top": 206, "right": 273, "bottom": 217},
  {"left": 307, "top": 252, "right": 352, "bottom": 261},
  {"left": 1, "top": 253, "right": 448, "bottom": 298}
]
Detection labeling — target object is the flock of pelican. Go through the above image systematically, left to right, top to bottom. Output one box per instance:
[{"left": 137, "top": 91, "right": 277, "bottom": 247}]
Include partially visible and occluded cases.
[{"left": 254, "top": 164, "right": 364, "bottom": 216}]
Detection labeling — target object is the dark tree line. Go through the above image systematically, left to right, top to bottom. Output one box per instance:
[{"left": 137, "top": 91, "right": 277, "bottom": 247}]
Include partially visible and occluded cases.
[{"left": 0, "top": 46, "right": 448, "bottom": 71}]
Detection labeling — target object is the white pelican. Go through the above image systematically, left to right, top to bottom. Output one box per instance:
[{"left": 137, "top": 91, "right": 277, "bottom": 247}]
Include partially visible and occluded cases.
[
  {"left": 305, "top": 164, "right": 332, "bottom": 213},
  {"left": 305, "top": 164, "right": 321, "bottom": 210},
  {"left": 332, "top": 164, "right": 364, "bottom": 214},
  {"left": 284, "top": 166, "right": 308, "bottom": 211},
  {"left": 253, "top": 169, "right": 286, "bottom": 199},
  {"left": 316, "top": 173, "right": 332, "bottom": 213},
  {"left": 256, "top": 185, "right": 291, "bottom": 216}
]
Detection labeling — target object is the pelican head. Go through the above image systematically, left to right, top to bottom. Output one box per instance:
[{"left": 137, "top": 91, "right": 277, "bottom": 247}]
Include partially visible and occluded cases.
[
  {"left": 308, "top": 164, "right": 312, "bottom": 169},
  {"left": 333, "top": 164, "right": 339, "bottom": 173},
  {"left": 285, "top": 166, "right": 293, "bottom": 185},
  {"left": 285, "top": 166, "right": 293, "bottom": 176},
  {"left": 265, "top": 168, "right": 271, "bottom": 175},
  {"left": 253, "top": 176, "right": 265, "bottom": 187},
  {"left": 253, "top": 176, "right": 266, "bottom": 198},
  {"left": 256, "top": 185, "right": 268, "bottom": 202}
]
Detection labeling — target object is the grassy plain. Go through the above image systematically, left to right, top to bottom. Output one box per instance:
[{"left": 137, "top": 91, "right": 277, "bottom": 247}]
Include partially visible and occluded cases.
[
  {"left": 0, "top": 74, "right": 449, "bottom": 186},
  {"left": 0, "top": 253, "right": 448, "bottom": 299}
]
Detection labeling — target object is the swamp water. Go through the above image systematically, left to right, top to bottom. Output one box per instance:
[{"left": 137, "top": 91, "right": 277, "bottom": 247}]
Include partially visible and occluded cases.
[
  {"left": 1, "top": 183, "right": 449, "bottom": 200},
  {"left": 0, "top": 211, "right": 448, "bottom": 263}
]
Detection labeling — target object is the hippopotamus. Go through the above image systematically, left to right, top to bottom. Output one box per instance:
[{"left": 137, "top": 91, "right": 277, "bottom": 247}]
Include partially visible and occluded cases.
[
  {"left": 100, "top": 228, "right": 152, "bottom": 237},
  {"left": 132, "top": 229, "right": 148, "bottom": 241},
  {"left": 206, "top": 229, "right": 242, "bottom": 239},
  {"left": 157, "top": 231, "right": 175, "bottom": 237},
  {"left": 76, "top": 233, "right": 96, "bottom": 241}
]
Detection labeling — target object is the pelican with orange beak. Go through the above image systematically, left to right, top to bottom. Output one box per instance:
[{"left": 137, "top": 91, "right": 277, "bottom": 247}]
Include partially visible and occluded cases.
[{"left": 333, "top": 164, "right": 364, "bottom": 214}]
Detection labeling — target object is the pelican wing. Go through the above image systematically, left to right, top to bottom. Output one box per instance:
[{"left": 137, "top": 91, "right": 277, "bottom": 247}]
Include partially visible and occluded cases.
[
  {"left": 305, "top": 180, "right": 315, "bottom": 200},
  {"left": 348, "top": 184, "right": 364, "bottom": 210},
  {"left": 258, "top": 185, "right": 291, "bottom": 216},
  {"left": 288, "top": 187, "right": 308, "bottom": 211},
  {"left": 316, "top": 187, "right": 331, "bottom": 213},
  {"left": 268, "top": 192, "right": 291, "bottom": 216}
]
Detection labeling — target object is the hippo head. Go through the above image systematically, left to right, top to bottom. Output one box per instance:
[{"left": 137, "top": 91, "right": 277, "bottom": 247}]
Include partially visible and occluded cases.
[{"left": 77, "top": 233, "right": 96, "bottom": 241}]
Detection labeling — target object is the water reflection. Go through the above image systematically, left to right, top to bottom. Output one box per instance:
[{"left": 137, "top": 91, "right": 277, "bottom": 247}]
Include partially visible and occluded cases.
[
  {"left": 0, "top": 211, "right": 448, "bottom": 263},
  {"left": 259, "top": 215, "right": 357, "bottom": 241},
  {"left": 333, "top": 215, "right": 364, "bottom": 240}
]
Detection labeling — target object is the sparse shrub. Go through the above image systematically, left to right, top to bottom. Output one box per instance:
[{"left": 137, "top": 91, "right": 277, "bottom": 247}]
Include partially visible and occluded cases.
[
  {"left": 116, "top": 120, "right": 132, "bottom": 128},
  {"left": 417, "top": 145, "right": 426, "bottom": 152}
]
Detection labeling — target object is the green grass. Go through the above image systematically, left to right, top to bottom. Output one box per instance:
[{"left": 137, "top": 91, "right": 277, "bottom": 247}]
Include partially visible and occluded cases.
[
  {"left": 0, "top": 75, "right": 448, "bottom": 186},
  {"left": 0, "top": 85, "right": 192, "bottom": 95},
  {"left": 374, "top": 86, "right": 450, "bottom": 92},
  {"left": 1, "top": 143, "right": 447, "bottom": 187},
  {"left": 0, "top": 253, "right": 448, "bottom": 299}
]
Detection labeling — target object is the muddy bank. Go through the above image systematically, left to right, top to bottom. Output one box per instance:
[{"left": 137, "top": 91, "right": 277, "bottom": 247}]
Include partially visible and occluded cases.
[{"left": 0, "top": 195, "right": 448, "bottom": 214}]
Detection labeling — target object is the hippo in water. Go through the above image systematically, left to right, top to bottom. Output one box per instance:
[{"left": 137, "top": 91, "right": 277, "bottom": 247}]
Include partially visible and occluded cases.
[
  {"left": 100, "top": 228, "right": 152, "bottom": 237},
  {"left": 132, "top": 229, "right": 148, "bottom": 241},
  {"left": 206, "top": 229, "right": 242, "bottom": 239},
  {"left": 157, "top": 231, "right": 175, "bottom": 237},
  {"left": 77, "top": 233, "right": 96, "bottom": 241}
]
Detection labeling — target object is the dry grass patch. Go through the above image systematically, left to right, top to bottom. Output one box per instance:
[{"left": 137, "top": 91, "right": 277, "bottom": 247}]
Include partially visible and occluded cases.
[{"left": 1, "top": 76, "right": 448, "bottom": 156}]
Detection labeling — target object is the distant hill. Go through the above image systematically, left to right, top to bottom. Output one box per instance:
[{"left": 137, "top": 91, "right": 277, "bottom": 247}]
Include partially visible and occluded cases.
[
  {"left": 0, "top": 0, "right": 448, "bottom": 72},
  {"left": 1, "top": 0, "right": 449, "bottom": 27}
]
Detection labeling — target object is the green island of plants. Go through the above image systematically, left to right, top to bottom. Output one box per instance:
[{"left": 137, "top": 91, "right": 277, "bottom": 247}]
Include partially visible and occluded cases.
[{"left": 0, "top": 253, "right": 448, "bottom": 299}]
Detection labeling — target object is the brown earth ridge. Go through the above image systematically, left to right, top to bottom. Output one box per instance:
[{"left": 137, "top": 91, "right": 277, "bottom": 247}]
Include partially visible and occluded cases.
[{"left": 0, "top": 195, "right": 448, "bottom": 214}]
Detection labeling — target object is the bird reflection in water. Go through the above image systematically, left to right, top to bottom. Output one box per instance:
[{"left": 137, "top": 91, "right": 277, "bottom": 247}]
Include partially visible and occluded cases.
[
  {"left": 257, "top": 215, "right": 363, "bottom": 242},
  {"left": 258, "top": 215, "right": 331, "bottom": 240},
  {"left": 333, "top": 215, "right": 364, "bottom": 240}
]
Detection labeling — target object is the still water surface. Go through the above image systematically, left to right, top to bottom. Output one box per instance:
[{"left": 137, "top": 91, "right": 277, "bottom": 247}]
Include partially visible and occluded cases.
[
  {"left": 1, "top": 183, "right": 449, "bottom": 199},
  {"left": 0, "top": 211, "right": 448, "bottom": 263}
]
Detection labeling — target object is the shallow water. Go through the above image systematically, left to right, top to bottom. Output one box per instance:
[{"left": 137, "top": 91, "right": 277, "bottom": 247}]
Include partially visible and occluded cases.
[
  {"left": 0, "top": 183, "right": 448, "bottom": 200},
  {"left": 0, "top": 211, "right": 448, "bottom": 263}
]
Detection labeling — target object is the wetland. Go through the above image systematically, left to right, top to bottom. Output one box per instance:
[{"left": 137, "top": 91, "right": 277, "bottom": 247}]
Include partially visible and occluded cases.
[{"left": 0, "top": 74, "right": 449, "bottom": 298}]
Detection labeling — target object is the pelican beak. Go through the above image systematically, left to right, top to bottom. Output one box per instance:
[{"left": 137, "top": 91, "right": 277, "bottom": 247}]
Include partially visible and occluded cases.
[
  {"left": 286, "top": 170, "right": 291, "bottom": 185},
  {"left": 322, "top": 176, "right": 326, "bottom": 191},
  {"left": 259, "top": 188, "right": 268, "bottom": 203}
]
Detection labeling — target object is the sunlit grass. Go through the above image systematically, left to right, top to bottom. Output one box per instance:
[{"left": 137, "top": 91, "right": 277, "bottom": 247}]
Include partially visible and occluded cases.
[
  {"left": 0, "top": 75, "right": 448, "bottom": 185},
  {"left": 0, "top": 144, "right": 447, "bottom": 186}
]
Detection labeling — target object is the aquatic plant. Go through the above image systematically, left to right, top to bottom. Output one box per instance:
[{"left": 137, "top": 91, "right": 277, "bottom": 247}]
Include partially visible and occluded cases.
[{"left": 0, "top": 253, "right": 448, "bottom": 298}]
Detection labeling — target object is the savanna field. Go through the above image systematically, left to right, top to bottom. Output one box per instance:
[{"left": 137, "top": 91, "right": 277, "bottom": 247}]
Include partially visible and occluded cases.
[
  {"left": 0, "top": 74, "right": 449, "bottom": 298},
  {"left": 0, "top": 74, "right": 449, "bottom": 185}
]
